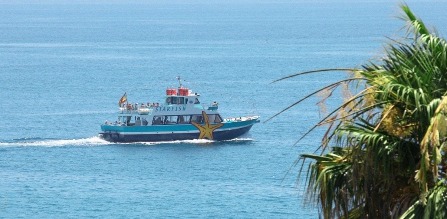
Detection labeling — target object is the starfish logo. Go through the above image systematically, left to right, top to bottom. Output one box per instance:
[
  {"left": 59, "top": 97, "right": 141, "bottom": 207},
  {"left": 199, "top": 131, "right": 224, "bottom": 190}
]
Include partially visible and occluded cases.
[{"left": 191, "top": 111, "right": 224, "bottom": 140}]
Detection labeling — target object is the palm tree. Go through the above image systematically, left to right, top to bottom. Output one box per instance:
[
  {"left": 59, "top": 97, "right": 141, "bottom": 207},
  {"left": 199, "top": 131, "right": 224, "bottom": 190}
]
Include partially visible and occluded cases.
[{"left": 270, "top": 5, "right": 447, "bottom": 218}]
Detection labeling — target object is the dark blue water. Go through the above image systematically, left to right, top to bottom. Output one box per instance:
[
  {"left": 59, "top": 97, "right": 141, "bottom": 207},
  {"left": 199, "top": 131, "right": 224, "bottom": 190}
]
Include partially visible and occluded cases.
[{"left": 1, "top": 0, "right": 446, "bottom": 218}]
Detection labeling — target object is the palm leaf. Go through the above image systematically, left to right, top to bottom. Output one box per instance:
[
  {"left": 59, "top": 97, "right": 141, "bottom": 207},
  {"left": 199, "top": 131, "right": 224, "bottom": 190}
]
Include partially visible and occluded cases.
[{"left": 269, "top": 5, "right": 447, "bottom": 218}]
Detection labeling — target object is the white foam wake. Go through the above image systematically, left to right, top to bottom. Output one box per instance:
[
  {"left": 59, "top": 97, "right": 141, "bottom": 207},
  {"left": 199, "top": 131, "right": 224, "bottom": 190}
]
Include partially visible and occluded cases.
[
  {"left": 0, "top": 136, "right": 110, "bottom": 147},
  {"left": 0, "top": 137, "right": 254, "bottom": 147},
  {"left": 224, "top": 137, "right": 253, "bottom": 142},
  {"left": 136, "top": 138, "right": 254, "bottom": 145},
  {"left": 137, "top": 139, "right": 215, "bottom": 145}
]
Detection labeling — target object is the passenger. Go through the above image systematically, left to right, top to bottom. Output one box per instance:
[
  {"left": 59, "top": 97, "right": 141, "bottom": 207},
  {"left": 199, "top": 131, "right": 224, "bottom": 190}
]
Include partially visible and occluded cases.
[{"left": 153, "top": 117, "right": 162, "bottom": 125}]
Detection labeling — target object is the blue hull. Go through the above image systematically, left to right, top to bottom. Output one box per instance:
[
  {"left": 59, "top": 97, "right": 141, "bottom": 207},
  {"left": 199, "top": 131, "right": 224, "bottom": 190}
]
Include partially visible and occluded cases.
[{"left": 100, "top": 124, "right": 255, "bottom": 142}]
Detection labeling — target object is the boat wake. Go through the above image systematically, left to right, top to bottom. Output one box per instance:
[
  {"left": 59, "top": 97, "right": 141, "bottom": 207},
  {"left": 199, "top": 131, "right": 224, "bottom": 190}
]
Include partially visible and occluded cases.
[
  {"left": 0, "top": 136, "right": 111, "bottom": 147},
  {"left": 0, "top": 136, "right": 254, "bottom": 147},
  {"left": 135, "top": 137, "right": 253, "bottom": 145},
  {"left": 224, "top": 137, "right": 254, "bottom": 142},
  {"left": 140, "top": 139, "right": 215, "bottom": 145}
]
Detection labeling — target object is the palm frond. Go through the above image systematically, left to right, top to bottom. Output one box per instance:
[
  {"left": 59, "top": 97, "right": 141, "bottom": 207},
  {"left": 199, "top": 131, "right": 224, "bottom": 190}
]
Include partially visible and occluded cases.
[
  {"left": 400, "top": 3, "right": 430, "bottom": 36},
  {"left": 270, "top": 5, "right": 447, "bottom": 218},
  {"left": 270, "top": 68, "right": 356, "bottom": 84},
  {"left": 264, "top": 77, "right": 365, "bottom": 123},
  {"left": 400, "top": 180, "right": 447, "bottom": 219}
]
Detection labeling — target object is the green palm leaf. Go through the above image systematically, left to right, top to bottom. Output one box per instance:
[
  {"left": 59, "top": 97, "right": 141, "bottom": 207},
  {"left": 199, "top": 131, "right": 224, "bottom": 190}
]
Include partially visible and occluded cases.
[{"left": 271, "top": 5, "right": 447, "bottom": 218}]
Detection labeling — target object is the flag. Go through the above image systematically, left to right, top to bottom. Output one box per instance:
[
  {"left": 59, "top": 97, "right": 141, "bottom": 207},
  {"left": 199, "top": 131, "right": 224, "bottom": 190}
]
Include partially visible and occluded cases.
[{"left": 118, "top": 92, "right": 127, "bottom": 106}]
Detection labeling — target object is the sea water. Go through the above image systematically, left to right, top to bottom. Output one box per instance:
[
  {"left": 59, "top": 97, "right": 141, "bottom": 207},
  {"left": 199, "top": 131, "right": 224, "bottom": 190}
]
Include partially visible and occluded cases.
[{"left": 1, "top": 0, "right": 446, "bottom": 218}]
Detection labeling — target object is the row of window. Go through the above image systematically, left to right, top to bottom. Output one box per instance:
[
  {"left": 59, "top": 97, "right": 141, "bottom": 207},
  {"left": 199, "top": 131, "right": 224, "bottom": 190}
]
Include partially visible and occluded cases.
[
  {"left": 166, "top": 97, "right": 200, "bottom": 105},
  {"left": 117, "top": 114, "right": 223, "bottom": 126},
  {"left": 152, "top": 114, "right": 222, "bottom": 125}
]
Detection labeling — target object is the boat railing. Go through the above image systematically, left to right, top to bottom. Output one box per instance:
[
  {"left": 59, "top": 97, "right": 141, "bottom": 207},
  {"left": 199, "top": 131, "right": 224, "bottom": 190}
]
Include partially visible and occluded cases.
[
  {"left": 119, "top": 103, "right": 158, "bottom": 114},
  {"left": 223, "top": 115, "right": 260, "bottom": 122}
]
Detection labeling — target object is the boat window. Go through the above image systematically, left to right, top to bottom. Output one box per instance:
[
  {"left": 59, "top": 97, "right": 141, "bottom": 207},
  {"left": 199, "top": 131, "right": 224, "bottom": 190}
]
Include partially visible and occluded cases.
[
  {"left": 166, "top": 97, "right": 172, "bottom": 104},
  {"left": 171, "top": 97, "right": 178, "bottom": 104},
  {"left": 177, "top": 97, "right": 184, "bottom": 104},
  {"left": 194, "top": 98, "right": 200, "bottom": 104},
  {"left": 191, "top": 114, "right": 203, "bottom": 123},
  {"left": 208, "top": 114, "right": 223, "bottom": 123},
  {"left": 208, "top": 114, "right": 215, "bottom": 123},
  {"left": 216, "top": 114, "right": 223, "bottom": 123},
  {"left": 177, "top": 115, "right": 190, "bottom": 124},
  {"left": 117, "top": 116, "right": 125, "bottom": 124},
  {"left": 152, "top": 116, "right": 163, "bottom": 125},
  {"left": 164, "top": 116, "right": 178, "bottom": 125},
  {"left": 135, "top": 117, "right": 142, "bottom": 126},
  {"left": 142, "top": 118, "right": 148, "bottom": 125}
]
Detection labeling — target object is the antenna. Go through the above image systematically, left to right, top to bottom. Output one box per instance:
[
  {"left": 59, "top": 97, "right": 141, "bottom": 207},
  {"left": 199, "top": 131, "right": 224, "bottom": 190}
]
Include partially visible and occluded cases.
[{"left": 176, "top": 76, "right": 182, "bottom": 88}]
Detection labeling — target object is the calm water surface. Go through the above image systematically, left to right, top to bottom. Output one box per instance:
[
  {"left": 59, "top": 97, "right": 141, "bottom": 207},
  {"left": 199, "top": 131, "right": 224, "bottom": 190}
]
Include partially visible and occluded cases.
[{"left": 1, "top": 0, "right": 446, "bottom": 218}]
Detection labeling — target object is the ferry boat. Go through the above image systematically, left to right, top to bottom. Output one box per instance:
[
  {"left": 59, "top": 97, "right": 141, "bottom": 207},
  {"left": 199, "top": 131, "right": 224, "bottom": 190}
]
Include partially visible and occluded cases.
[{"left": 99, "top": 78, "right": 260, "bottom": 142}]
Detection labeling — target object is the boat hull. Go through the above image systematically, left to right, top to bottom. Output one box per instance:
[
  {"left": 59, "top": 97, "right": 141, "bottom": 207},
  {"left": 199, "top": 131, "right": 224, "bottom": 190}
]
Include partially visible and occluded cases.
[
  {"left": 99, "top": 118, "right": 259, "bottom": 143},
  {"left": 100, "top": 125, "right": 254, "bottom": 142}
]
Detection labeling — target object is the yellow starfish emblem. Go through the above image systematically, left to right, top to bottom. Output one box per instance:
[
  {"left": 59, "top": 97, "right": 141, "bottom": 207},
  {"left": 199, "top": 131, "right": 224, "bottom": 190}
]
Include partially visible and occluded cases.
[{"left": 191, "top": 111, "right": 224, "bottom": 140}]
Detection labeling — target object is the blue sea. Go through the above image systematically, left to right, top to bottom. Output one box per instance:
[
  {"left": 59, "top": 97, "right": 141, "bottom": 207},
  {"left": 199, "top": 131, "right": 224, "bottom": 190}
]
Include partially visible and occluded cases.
[{"left": 1, "top": 0, "right": 446, "bottom": 218}]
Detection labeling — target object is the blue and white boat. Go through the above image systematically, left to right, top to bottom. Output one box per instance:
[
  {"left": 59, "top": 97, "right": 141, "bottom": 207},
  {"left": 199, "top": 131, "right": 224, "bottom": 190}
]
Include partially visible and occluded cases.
[{"left": 99, "top": 79, "right": 260, "bottom": 142}]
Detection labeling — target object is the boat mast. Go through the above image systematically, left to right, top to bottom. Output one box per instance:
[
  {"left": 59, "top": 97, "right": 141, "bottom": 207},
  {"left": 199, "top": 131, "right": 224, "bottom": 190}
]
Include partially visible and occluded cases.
[{"left": 176, "top": 76, "right": 182, "bottom": 88}]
